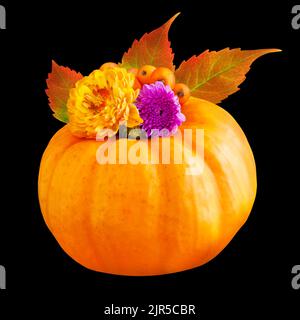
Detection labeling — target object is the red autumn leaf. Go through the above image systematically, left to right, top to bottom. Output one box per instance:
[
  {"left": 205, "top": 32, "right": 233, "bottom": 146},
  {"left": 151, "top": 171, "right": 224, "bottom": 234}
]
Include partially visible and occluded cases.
[
  {"left": 121, "top": 13, "right": 180, "bottom": 71},
  {"left": 175, "top": 48, "right": 281, "bottom": 104},
  {"left": 46, "top": 60, "right": 83, "bottom": 123}
]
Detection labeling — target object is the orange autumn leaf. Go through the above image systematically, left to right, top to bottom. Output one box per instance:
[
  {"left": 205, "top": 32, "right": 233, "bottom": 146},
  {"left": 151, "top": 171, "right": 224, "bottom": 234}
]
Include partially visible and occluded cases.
[
  {"left": 120, "top": 13, "right": 180, "bottom": 71},
  {"left": 175, "top": 48, "right": 281, "bottom": 104},
  {"left": 46, "top": 60, "right": 83, "bottom": 123}
]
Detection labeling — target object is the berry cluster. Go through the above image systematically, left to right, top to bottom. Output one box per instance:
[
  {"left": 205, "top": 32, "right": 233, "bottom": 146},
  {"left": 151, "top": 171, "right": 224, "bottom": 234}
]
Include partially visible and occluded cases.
[{"left": 130, "top": 65, "right": 190, "bottom": 105}]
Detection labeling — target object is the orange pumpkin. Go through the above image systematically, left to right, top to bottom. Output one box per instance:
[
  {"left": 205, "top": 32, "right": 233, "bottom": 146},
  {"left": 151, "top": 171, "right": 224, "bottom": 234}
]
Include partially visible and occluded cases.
[{"left": 38, "top": 97, "right": 256, "bottom": 276}]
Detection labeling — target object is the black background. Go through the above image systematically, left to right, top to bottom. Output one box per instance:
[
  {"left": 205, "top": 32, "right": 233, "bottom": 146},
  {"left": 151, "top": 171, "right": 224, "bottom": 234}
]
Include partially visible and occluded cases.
[{"left": 0, "top": 0, "right": 299, "bottom": 317}]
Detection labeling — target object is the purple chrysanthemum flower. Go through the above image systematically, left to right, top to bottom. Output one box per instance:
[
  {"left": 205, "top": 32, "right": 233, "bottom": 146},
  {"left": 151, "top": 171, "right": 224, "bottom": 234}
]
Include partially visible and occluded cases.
[{"left": 135, "top": 81, "right": 186, "bottom": 137}]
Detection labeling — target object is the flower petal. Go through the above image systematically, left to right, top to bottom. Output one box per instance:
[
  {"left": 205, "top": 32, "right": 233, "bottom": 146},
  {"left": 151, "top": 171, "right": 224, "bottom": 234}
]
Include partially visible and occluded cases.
[{"left": 127, "top": 105, "right": 143, "bottom": 128}]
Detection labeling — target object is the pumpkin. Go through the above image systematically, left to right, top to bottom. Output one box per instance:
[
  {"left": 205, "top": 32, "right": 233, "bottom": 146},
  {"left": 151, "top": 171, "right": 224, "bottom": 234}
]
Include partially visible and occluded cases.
[{"left": 38, "top": 97, "right": 256, "bottom": 276}]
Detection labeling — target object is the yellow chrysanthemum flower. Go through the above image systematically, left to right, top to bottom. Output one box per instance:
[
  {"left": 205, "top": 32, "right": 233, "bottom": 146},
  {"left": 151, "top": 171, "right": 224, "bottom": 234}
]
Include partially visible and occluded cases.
[{"left": 67, "top": 67, "right": 143, "bottom": 138}]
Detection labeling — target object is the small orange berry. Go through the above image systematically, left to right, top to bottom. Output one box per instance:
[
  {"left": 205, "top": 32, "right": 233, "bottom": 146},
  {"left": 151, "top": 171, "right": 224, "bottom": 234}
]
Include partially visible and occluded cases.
[
  {"left": 100, "top": 62, "right": 118, "bottom": 71},
  {"left": 137, "top": 65, "right": 156, "bottom": 84},
  {"left": 150, "top": 67, "right": 175, "bottom": 89},
  {"left": 133, "top": 78, "right": 142, "bottom": 90},
  {"left": 173, "top": 83, "right": 191, "bottom": 104}
]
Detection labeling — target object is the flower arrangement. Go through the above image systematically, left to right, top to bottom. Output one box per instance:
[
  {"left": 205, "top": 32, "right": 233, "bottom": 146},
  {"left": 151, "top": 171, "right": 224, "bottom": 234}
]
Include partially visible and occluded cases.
[
  {"left": 40, "top": 13, "right": 280, "bottom": 275},
  {"left": 46, "top": 13, "right": 279, "bottom": 140}
]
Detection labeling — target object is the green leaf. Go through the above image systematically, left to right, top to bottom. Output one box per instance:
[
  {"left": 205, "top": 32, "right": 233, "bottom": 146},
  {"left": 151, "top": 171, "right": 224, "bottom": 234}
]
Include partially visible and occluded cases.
[
  {"left": 120, "top": 13, "right": 180, "bottom": 71},
  {"left": 175, "top": 48, "right": 281, "bottom": 104},
  {"left": 46, "top": 60, "right": 83, "bottom": 123}
]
